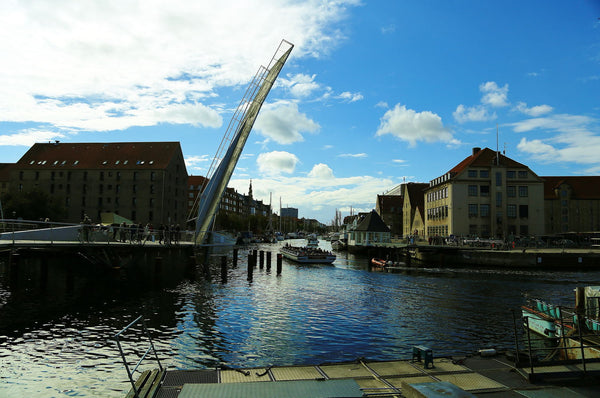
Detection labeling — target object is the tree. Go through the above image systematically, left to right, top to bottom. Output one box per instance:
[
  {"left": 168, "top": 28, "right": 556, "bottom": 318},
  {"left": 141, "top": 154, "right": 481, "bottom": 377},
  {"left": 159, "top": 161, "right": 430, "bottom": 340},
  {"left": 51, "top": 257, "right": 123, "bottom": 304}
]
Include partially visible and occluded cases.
[{"left": 0, "top": 189, "right": 67, "bottom": 221}]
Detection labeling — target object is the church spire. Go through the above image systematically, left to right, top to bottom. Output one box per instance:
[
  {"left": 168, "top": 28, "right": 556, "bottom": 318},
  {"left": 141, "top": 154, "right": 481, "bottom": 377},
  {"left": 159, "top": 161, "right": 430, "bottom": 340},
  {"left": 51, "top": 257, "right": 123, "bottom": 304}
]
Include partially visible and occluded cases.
[{"left": 248, "top": 179, "right": 253, "bottom": 199}]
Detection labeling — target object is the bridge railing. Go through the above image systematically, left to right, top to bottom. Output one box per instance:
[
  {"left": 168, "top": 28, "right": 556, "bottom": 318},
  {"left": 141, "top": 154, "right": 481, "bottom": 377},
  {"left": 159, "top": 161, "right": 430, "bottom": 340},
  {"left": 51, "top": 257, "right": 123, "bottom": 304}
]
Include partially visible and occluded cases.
[{"left": 0, "top": 219, "right": 194, "bottom": 246}]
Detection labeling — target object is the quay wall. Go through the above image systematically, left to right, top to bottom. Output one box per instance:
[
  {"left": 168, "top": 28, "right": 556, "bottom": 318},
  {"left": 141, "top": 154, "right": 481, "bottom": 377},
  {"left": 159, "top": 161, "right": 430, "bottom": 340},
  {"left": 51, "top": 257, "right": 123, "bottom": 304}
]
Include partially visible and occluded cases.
[{"left": 349, "top": 244, "right": 600, "bottom": 269}]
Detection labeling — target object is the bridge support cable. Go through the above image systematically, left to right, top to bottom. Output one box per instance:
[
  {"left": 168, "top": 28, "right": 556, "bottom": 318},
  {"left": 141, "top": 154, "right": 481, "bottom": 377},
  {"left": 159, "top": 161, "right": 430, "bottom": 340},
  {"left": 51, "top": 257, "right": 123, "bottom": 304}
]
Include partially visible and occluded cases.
[{"left": 193, "top": 40, "right": 293, "bottom": 245}]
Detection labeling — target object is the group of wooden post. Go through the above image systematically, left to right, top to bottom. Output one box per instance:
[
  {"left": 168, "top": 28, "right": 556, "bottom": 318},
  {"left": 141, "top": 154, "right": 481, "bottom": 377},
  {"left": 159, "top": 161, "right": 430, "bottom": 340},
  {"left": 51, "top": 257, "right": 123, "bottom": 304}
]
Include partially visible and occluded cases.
[{"left": 219, "top": 248, "right": 282, "bottom": 282}]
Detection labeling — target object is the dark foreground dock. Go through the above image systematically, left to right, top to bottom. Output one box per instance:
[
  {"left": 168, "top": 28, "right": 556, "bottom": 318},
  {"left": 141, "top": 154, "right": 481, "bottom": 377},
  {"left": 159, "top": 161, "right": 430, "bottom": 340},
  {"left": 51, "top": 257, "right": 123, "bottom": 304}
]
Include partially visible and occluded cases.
[{"left": 127, "top": 355, "right": 600, "bottom": 398}]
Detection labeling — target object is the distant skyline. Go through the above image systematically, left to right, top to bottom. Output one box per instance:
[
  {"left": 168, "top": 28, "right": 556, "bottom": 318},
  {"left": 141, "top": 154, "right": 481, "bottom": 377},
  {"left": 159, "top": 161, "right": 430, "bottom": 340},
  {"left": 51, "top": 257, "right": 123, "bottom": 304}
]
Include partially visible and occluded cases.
[{"left": 1, "top": 1, "right": 599, "bottom": 223}]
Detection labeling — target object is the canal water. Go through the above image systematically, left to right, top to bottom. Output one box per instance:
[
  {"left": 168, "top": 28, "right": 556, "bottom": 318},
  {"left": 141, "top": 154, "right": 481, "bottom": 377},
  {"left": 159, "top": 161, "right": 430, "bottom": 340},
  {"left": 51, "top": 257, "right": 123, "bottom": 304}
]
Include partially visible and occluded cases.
[{"left": 1, "top": 239, "right": 600, "bottom": 397}]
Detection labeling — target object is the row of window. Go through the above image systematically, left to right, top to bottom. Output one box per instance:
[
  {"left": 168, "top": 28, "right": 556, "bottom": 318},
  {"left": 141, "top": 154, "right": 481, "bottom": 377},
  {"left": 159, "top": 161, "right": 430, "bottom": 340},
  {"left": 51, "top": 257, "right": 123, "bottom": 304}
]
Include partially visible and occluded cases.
[
  {"left": 29, "top": 159, "right": 156, "bottom": 166},
  {"left": 468, "top": 169, "right": 528, "bottom": 179},
  {"left": 22, "top": 170, "right": 160, "bottom": 182},
  {"left": 468, "top": 185, "right": 528, "bottom": 197},
  {"left": 427, "top": 187, "right": 448, "bottom": 202},
  {"left": 77, "top": 197, "right": 164, "bottom": 207},
  {"left": 468, "top": 204, "right": 528, "bottom": 218},
  {"left": 427, "top": 205, "right": 448, "bottom": 220},
  {"left": 469, "top": 224, "right": 529, "bottom": 236},
  {"left": 427, "top": 225, "right": 449, "bottom": 236}
]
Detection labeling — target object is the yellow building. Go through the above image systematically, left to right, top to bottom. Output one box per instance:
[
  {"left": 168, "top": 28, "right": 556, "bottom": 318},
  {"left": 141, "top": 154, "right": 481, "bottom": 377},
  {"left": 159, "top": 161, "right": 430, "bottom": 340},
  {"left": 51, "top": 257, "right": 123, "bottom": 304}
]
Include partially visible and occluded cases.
[
  {"left": 424, "top": 147, "right": 544, "bottom": 239},
  {"left": 543, "top": 176, "right": 600, "bottom": 234},
  {"left": 401, "top": 182, "right": 428, "bottom": 238}
]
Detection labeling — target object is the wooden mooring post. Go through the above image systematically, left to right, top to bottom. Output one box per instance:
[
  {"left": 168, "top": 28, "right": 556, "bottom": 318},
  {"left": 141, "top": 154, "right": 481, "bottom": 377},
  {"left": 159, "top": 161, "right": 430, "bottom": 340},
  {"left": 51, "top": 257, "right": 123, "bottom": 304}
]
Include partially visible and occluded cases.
[
  {"left": 232, "top": 248, "right": 238, "bottom": 268},
  {"left": 259, "top": 250, "right": 264, "bottom": 269},
  {"left": 266, "top": 251, "right": 271, "bottom": 271},
  {"left": 247, "top": 252, "right": 253, "bottom": 281},
  {"left": 276, "top": 253, "right": 282, "bottom": 275},
  {"left": 221, "top": 255, "right": 227, "bottom": 283}
]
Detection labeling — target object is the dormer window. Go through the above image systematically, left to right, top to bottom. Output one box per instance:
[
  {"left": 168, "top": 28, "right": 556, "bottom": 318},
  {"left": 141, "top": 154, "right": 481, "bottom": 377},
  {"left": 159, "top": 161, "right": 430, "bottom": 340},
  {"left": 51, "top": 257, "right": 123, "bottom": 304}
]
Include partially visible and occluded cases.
[{"left": 73, "top": 160, "right": 79, "bottom": 165}]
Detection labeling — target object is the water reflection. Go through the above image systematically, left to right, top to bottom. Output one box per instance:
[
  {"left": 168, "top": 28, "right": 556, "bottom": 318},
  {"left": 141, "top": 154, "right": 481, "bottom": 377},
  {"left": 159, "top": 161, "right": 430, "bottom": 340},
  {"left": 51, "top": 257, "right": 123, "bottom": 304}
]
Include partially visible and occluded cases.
[{"left": 1, "top": 241, "right": 600, "bottom": 397}]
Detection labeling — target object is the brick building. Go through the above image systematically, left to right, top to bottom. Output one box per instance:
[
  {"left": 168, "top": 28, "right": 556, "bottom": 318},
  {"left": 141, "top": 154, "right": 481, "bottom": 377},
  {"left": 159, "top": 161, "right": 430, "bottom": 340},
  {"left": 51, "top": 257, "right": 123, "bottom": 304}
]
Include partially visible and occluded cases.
[{"left": 10, "top": 141, "right": 188, "bottom": 225}]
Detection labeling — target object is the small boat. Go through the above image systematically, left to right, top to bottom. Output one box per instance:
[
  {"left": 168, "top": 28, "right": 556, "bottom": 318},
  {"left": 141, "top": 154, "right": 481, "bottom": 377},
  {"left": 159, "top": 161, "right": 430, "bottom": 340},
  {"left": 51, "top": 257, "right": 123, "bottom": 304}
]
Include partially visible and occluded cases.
[
  {"left": 306, "top": 234, "right": 319, "bottom": 248},
  {"left": 331, "top": 239, "right": 347, "bottom": 250},
  {"left": 280, "top": 244, "right": 336, "bottom": 264},
  {"left": 370, "top": 258, "right": 389, "bottom": 268},
  {"left": 521, "top": 299, "right": 571, "bottom": 338}
]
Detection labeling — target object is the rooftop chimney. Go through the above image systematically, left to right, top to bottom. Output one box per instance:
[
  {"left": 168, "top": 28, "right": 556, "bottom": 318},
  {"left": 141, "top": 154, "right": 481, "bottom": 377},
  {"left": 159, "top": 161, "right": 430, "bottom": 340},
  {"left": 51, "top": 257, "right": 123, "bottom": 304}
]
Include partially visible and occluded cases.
[{"left": 472, "top": 147, "right": 481, "bottom": 156}]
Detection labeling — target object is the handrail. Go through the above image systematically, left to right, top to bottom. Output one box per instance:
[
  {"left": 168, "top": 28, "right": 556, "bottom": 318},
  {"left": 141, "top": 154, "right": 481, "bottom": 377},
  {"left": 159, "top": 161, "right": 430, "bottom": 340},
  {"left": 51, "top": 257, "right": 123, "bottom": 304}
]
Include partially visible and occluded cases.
[{"left": 114, "top": 315, "right": 163, "bottom": 398}]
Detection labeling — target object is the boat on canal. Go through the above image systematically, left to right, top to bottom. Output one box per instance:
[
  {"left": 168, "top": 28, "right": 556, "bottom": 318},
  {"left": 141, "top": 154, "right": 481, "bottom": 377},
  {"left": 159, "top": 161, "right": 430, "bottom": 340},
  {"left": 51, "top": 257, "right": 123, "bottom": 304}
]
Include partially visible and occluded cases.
[
  {"left": 306, "top": 234, "right": 319, "bottom": 248},
  {"left": 280, "top": 243, "right": 336, "bottom": 264}
]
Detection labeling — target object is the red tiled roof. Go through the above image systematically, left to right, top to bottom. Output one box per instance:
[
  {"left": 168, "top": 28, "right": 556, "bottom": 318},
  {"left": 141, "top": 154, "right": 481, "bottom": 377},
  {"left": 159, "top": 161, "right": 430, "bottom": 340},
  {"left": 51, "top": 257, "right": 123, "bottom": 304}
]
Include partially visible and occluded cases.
[
  {"left": 16, "top": 142, "right": 183, "bottom": 170},
  {"left": 449, "top": 147, "right": 530, "bottom": 175},
  {"left": 542, "top": 176, "right": 600, "bottom": 199}
]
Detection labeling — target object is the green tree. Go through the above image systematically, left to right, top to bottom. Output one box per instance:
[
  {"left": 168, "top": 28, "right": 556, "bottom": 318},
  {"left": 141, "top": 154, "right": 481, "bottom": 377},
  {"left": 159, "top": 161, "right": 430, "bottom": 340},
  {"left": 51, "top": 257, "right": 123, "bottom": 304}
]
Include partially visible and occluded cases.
[{"left": 1, "top": 189, "right": 67, "bottom": 221}]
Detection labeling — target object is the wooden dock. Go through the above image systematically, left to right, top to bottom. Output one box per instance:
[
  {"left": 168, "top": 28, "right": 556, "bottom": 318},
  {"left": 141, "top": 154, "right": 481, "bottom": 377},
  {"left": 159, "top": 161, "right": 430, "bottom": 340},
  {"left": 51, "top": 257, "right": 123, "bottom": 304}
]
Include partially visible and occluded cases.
[{"left": 125, "top": 355, "right": 600, "bottom": 397}]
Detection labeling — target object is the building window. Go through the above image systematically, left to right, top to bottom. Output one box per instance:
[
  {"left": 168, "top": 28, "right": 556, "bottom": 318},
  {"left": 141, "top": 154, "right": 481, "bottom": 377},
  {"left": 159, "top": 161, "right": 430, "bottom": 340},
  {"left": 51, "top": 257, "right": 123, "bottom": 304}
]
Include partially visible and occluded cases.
[
  {"left": 468, "top": 169, "right": 477, "bottom": 178},
  {"left": 480, "top": 170, "right": 489, "bottom": 178},
  {"left": 518, "top": 170, "right": 527, "bottom": 179},
  {"left": 35, "top": 171, "right": 39, "bottom": 180},
  {"left": 83, "top": 171, "right": 88, "bottom": 180},
  {"left": 507, "top": 171, "right": 516, "bottom": 179},
  {"left": 117, "top": 172, "right": 121, "bottom": 181},
  {"left": 133, "top": 172, "right": 138, "bottom": 181},
  {"left": 151, "top": 172, "right": 156, "bottom": 181},
  {"left": 496, "top": 172, "right": 502, "bottom": 186},
  {"left": 99, "top": 184, "right": 103, "bottom": 194},
  {"left": 116, "top": 184, "right": 120, "bottom": 194},
  {"left": 133, "top": 184, "right": 137, "bottom": 193},
  {"left": 150, "top": 185, "right": 155, "bottom": 194},
  {"left": 468, "top": 185, "right": 478, "bottom": 196},
  {"left": 480, "top": 185, "right": 490, "bottom": 197},
  {"left": 507, "top": 186, "right": 516, "bottom": 197},
  {"left": 519, "top": 186, "right": 528, "bottom": 197},
  {"left": 496, "top": 192, "right": 502, "bottom": 207},
  {"left": 98, "top": 197, "right": 102, "bottom": 206},
  {"left": 115, "top": 197, "right": 119, "bottom": 205},
  {"left": 132, "top": 197, "right": 137, "bottom": 206},
  {"left": 150, "top": 198, "right": 154, "bottom": 206},
  {"left": 468, "top": 204, "right": 478, "bottom": 217},
  {"left": 480, "top": 204, "right": 490, "bottom": 217},
  {"left": 507, "top": 204, "right": 516, "bottom": 218},
  {"left": 519, "top": 205, "right": 528, "bottom": 218},
  {"left": 469, "top": 224, "right": 478, "bottom": 235},
  {"left": 520, "top": 225, "right": 529, "bottom": 235}
]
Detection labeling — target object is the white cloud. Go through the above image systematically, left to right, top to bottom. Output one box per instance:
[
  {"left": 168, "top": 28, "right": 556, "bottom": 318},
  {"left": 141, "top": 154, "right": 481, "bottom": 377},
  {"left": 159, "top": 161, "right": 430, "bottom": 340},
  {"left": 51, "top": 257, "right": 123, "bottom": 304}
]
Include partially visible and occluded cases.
[
  {"left": 0, "top": 0, "right": 358, "bottom": 137},
  {"left": 280, "top": 74, "right": 321, "bottom": 98},
  {"left": 454, "top": 81, "right": 508, "bottom": 123},
  {"left": 480, "top": 81, "right": 509, "bottom": 107},
  {"left": 336, "top": 91, "right": 363, "bottom": 102},
  {"left": 254, "top": 102, "right": 320, "bottom": 144},
  {"left": 515, "top": 102, "right": 553, "bottom": 117},
  {"left": 375, "top": 104, "right": 454, "bottom": 146},
  {"left": 453, "top": 104, "right": 496, "bottom": 123},
  {"left": 515, "top": 114, "right": 600, "bottom": 167},
  {"left": 0, "top": 130, "right": 66, "bottom": 146},
  {"left": 256, "top": 151, "right": 299, "bottom": 175},
  {"left": 338, "top": 153, "right": 367, "bottom": 158},
  {"left": 308, "top": 163, "right": 334, "bottom": 179}
]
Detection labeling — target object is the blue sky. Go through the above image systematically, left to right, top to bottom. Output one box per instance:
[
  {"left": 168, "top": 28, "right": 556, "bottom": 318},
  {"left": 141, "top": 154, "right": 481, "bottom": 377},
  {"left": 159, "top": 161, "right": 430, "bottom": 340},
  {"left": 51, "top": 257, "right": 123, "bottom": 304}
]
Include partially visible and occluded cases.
[{"left": 1, "top": 1, "right": 599, "bottom": 224}]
